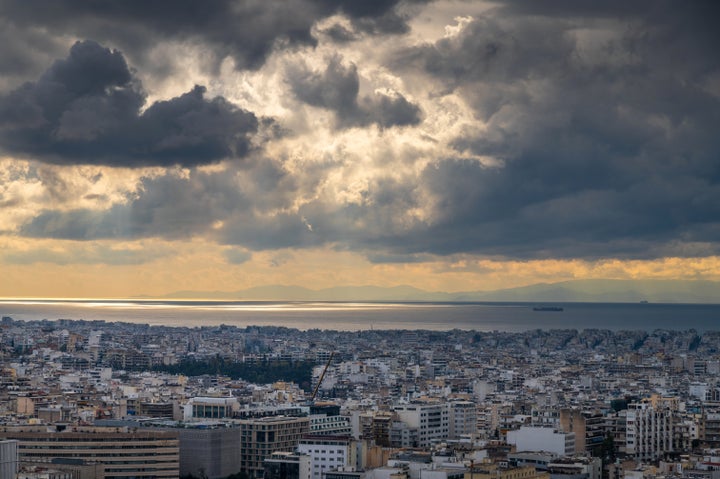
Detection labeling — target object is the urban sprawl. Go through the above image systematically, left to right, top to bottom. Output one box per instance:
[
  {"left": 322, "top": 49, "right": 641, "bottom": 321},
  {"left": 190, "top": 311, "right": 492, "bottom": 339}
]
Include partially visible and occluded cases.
[{"left": 1, "top": 316, "right": 720, "bottom": 479}]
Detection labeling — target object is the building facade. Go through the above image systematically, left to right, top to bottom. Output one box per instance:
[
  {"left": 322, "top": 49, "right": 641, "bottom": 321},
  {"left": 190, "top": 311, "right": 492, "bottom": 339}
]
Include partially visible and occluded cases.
[
  {"left": 449, "top": 401, "right": 478, "bottom": 439},
  {"left": 393, "top": 402, "right": 449, "bottom": 448},
  {"left": 622, "top": 402, "right": 673, "bottom": 461},
  {"left": 239, "top": 416, "right": 310, "bottom": 478},
  {"left": 0, "top": 426, "right": 179, "bottom": 479},
  {"left": 506, "top": 427, "right": 576, "bottom": 457},
  {"left": 297, "top": 435, "right": 356, "bottom": 479},
  {"left": 0, "top": 439, "right": 18, "bottom": 479},
  {"left": 264, "top": 451, "right": 311, "bottom": 479}
]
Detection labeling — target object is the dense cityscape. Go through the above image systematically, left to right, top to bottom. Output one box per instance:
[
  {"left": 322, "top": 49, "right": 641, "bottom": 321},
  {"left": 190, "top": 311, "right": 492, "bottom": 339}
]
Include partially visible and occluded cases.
[{"left": 1, "top": 316, "right": 720, "bottom": 479}]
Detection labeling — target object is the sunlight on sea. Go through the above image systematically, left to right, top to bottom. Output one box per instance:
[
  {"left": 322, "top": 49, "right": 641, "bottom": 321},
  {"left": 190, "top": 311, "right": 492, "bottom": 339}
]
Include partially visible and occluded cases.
[{"left": 0, "top": 299, "right": 718, "bottom": 332}]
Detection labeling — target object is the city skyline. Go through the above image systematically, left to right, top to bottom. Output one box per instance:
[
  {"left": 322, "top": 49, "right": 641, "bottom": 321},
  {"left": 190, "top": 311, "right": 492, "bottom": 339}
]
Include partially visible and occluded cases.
[{"left": 1, "top": 1, "right": 719, "bottom": 298}]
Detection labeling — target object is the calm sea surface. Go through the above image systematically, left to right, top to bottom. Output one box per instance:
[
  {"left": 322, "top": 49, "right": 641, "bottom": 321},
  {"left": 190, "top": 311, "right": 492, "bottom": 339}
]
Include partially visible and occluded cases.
[{"left": 1, "top": 300, "right": 719, "bottom": 332}]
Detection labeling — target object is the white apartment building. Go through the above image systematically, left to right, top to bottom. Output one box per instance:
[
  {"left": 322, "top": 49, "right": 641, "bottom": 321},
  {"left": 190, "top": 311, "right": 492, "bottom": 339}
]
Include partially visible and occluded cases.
[
  {"left": 393, "top": 402, "right": 450, "bottom": 448},
  {"left": 622, "top": 402, "right": 673, "bottom": 461},
  {"left": 310, "top": 415, "right": 353, "bottom": 436},
  {"left": 297, "top": 435, "right": 356, "bottom": 479}
]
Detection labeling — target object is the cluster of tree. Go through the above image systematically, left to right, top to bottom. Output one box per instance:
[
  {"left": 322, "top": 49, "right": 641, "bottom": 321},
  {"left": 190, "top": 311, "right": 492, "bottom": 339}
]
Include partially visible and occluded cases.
[{"left": 153, "top": 355, "right": 315, "bottom": 391}]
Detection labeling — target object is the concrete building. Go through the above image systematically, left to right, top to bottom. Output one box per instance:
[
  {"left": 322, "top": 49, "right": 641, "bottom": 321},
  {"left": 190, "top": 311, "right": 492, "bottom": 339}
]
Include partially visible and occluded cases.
[
  {"left": 185, "top": 396, "right": 239, "bottom": 419},
  {"left": 393, "top": 402, "right": 449, "bottom": 448},
  {"left": 449, "top": 402, "right": 477, "bottom": 439},
  {"left": 622, "top": 402, "right": 673, "bottom": 461},
  {"left": 702, "top": 408, "right": 720, "bottom": 448},
  {"left": 558, "top": 410, "right": 605, "bottom": 455},
  {"left": 360, "top": 412, "right": 394, "bottom": 447},
  {"left": 311, "top": 415, "right": 353, "bottom": 436},
  {"left": 239, "top": 416, "right": 310, "bottom": 478},
  {"left": 95, "top": 418, "right": 242, "bottom": 479},
  {"left": 390, "top": 420, "right": 419, "bottom": 448},
  {"left": 176, "top": 423, "right": 242, "bottom": 479},
  {"left": 0, "top": 425, "right": 179, "bottom": 479},
  {"left": 506, "top": 427, "right": 576, "bottom": 457},
  {"left": 298, "top": 435, "right": 357, "bottom": 479},
  {"left": 0, "top": 439, "right": 18, "bottom": 479},
  {"left": 264, "top": 451, "right": 311, "bottom": 479},
  {"left": 18, "top": 460, "right": 106, "bottom": 479}
]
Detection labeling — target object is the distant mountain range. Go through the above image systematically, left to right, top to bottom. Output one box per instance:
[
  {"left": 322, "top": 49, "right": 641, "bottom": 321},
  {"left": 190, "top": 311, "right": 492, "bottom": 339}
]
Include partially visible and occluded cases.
[{"left": 159, "top": 279, "right": 720, "bottom": 304}]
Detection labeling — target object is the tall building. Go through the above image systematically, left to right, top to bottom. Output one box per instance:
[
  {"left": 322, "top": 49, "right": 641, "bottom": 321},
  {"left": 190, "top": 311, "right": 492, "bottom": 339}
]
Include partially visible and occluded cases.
[
  {"left": 449, "top": 401, "right": 478, "bottom": 439},
  {"left": 622, "top": 401, "right": 673, "bottom": 461},
  {"left": 393, "top": 402, "right": 449, "bottom": 448},
  {"left": 702, "top": 405, "right": 720, "bottom": 448},
  {"left": 558, "top": 409, "right": 604, "bottom": 455},
  {"left": 360, "top": 412, "right": 394, "bottom": 447},
  {"left": 239, "top": 416, "right": 310, "bottom": 478},
  {"left": 96, "top": 418, "right": 242, "bottom": 479},
  {"left": 177, "top": 423, "right": 242, "bottom": 479},
  {"left": 0, "top": 425, "right": 179, "bottom": 479},
  {"left": 297, "top": 435, "right": 357, "bottom": 479},
  {"left": 0, "top": 439, "right": 18, "bottom": 479}
]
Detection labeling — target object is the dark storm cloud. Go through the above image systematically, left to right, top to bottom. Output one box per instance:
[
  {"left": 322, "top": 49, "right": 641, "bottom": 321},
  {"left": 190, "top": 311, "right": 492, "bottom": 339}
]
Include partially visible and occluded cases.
[
  {"left": 0, "top": 0, "right": 427, "bottom": 72},
  {"left": 198, "top": 1, "right": 720, "bottom": 260},
  {"left": 12, "top": 2, "right": 720, "bottom": 263},
  {"left": 377, "top": 2, "right": 720, "bottom": 259},
  {"left": 0, "top": 19, "right": 68, "bottom": 90},
  {"left": 317, "top": 24, "right": 359, "bottom": 43},
  {"left": 0, "top": 41, "right": 259, "bottom": 167},
  {"left": 289, "top": 56, "right": 422, "bottom": 128},
  {"left": 19, "top": 154, "right": 299, "bottom": 242},
  {"left": 19, "top": 159, "right": 426, "bottom": 259},
  {"left": 400, "top": 160, "right": 720, "bottom": 260},
  {"left": 218, "top": 174, "right": 425, "bottom": 251}
]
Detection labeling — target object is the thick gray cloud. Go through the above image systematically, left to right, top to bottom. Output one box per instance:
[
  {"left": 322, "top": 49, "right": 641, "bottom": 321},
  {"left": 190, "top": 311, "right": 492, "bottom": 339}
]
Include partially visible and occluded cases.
[
  {"left": 0, "top": 0, "right": 427, "bottom": 73},
  {"left": 9, "top": 2, "right": 720, "bottom": 263},
  {"left": 379, "top": 2, "right": 720, "bottom": 259},
  {"left": 0, "top": 19, "right": 69, "bottom": 91},
  {"left": 0, "top": 41, "right": 259, "bottom": 167},
  {"left": 289, "top": 56, "right": 422, "bottom": 129},
  {"left": 402, "top": 160, "right": 720, "bottom": 260},
  {"left": 19, "top": 162, "right": 424, "bottom": 256},
  {"left": 21, "top": 168, "right": 253, "bottom": 240},
  {"left": 218, "top": 174, "right": 426, "bottom": 251}
]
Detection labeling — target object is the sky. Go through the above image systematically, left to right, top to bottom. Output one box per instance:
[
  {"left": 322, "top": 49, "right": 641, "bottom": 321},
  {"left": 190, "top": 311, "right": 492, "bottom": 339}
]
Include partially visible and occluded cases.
[{"left": 0, "top": 0, "right": 719, "bottom": 298}]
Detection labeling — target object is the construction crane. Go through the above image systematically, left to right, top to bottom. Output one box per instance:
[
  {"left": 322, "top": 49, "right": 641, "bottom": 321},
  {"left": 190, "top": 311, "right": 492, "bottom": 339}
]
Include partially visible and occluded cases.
[{"left": 311, "top": 351, "right": 335, "bottom": 402}]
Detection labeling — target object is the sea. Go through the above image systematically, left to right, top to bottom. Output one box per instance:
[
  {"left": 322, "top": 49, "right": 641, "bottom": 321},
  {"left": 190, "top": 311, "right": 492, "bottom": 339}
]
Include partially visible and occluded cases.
[{"left": 1, "top": 299, "right": 719, "bottom": 332}]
